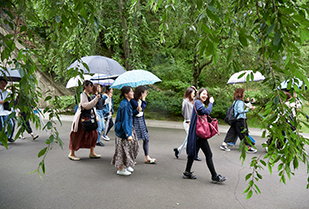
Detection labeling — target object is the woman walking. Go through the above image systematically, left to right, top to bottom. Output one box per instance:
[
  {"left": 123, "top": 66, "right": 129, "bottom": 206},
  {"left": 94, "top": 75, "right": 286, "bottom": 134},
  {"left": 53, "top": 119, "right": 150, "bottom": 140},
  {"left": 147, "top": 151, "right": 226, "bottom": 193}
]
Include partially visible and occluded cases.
[
  {"left": 68, "top": 80, "right": 101, "bottom": 161},
  {"left": 92, "top": 84, "right": 106, "bottom": 146},
  {"left": 102, "top": 86, "right": 114, "bottom": 141},
  {"left": 112, "top": 86, "right": 139, "bottom": 175},
  {"left": 131, "top": 86, "right": 156, "bottom": 164},
  {"left": 174, "top": 86, "right": 196, "bottom": 159},
  {"left": 183, "top": 88, "right": 226, "bottom": 183},
  {"left": 220, "top": 88, "right": 257, "bottom": 153}
]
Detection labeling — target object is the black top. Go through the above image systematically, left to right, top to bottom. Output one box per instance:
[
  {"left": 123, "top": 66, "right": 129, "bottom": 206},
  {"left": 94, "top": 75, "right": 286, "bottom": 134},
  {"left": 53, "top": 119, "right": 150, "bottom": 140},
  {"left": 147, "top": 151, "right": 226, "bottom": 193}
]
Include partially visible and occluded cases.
[{"left": 92, "top": 94, "right": 105, "bottom": 110}]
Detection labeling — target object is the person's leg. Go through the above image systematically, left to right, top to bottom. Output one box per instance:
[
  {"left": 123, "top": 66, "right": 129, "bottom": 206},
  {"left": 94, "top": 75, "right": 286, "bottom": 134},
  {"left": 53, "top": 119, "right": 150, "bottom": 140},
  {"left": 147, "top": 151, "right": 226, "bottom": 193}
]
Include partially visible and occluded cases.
[
  {"left": 96, "top": 110, "right": 104, "bottom": 145},
  {"left": 106, "top": 117, "right": 113, "bottom": 135},
  {"left": 234, "top": 120, "right": 249, "bottom": 146},
  {"left": 178, "top": 135, "right": 188, "bottom": 155},
  {"left": 198, "top": 139, "right": 217, "bottom": 179}
]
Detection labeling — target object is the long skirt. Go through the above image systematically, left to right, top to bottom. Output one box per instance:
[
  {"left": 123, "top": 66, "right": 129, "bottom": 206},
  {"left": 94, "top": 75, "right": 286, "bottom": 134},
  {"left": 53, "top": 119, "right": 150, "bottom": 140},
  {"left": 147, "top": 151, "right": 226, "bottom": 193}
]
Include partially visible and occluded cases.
[
  {"left": 133, "top": 116, "right": 149, "bottom": 141},
  {"left": 69, "top": 118, "right": 98, "bottom": 151},
  {"left": 111, "top": 128, "right": 139, "bottom": 169}
]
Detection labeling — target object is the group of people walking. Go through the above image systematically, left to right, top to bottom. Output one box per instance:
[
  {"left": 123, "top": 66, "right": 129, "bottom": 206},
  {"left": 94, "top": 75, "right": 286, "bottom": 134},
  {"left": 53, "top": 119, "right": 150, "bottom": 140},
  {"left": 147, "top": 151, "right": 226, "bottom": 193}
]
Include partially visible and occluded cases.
[
  {"left": 0, "top": 78, "right": 39, "bottom": 144},
  {"left": 68, "top": 81, "right": 156, "bottom": 176}
]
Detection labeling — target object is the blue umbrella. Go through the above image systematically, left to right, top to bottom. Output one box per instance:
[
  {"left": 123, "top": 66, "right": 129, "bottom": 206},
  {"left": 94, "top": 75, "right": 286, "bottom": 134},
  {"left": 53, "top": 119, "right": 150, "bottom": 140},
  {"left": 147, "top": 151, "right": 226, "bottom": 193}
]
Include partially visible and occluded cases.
[
  {"left": 67, "top": 55, "right": 125, "bottom": 76},
  {"left": 110, "top": 69, "right": 161, "bottom": 89}
]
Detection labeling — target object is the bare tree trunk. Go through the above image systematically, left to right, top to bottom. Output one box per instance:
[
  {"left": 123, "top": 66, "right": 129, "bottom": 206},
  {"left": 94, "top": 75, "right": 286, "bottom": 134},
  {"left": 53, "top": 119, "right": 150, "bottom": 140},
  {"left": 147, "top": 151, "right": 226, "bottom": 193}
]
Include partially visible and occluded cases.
[
  {"left": 119, "top": 0, "right": 131, "bottom": 70},
  {"left": 192, "top": 49, "right": 213, "bottom": 87}
]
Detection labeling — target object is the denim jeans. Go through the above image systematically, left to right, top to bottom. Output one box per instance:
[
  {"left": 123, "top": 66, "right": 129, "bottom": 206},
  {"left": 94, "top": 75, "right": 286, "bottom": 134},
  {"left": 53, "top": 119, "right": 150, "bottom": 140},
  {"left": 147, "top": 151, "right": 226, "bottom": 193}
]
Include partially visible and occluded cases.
[
  {"left": 96, "top": 110, "right": 105, "bottom": 143},
  {"left": 0, "top": 115, "right": 15, "bottom": 139}
]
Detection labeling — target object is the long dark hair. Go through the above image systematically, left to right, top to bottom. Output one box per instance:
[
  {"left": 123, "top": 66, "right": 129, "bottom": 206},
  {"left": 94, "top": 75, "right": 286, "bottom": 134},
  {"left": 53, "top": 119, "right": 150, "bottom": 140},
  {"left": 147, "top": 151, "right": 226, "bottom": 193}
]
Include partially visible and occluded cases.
[
  {"left": 105, "top": 85, "right": 112, "bottom": 93},
  {"left": 120, "top": 86, "right": 132, "bottom": 98},
  {"left": 134, "top": 86, "right": 147, "bottom": 101},
  {"left": 184, "top": 87, "right": 195, "bottom": 102},
  {"left": 195, "top": 88, "right": 210, "bottom": 106}
]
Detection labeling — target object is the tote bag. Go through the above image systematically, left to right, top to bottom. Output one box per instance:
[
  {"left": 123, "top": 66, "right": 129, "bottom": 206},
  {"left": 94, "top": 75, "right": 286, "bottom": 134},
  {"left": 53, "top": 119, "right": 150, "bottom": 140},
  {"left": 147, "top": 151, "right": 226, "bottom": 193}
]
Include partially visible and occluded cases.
[{"left": 194, "top": 104, "right": 220, "bottom": 139}]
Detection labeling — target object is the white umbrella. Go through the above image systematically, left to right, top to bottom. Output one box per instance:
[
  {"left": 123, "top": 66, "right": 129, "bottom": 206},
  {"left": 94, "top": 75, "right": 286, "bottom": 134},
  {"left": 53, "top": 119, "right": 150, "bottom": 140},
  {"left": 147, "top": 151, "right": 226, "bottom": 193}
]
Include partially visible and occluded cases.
[
  {"left": 0, "top": 67, "right": 22, "bottom": 82},
  {"left": 227, "top": 70, "right": 265, "bottom": 84},
  {"left": 90, "top": 74, "right": 118, "bottom": 87},
  {"left": 66, "top": 75, "right": 92, "bottom": 88},
  {"left": 280, "top": 78, "right": 308, "bottom": 90}
]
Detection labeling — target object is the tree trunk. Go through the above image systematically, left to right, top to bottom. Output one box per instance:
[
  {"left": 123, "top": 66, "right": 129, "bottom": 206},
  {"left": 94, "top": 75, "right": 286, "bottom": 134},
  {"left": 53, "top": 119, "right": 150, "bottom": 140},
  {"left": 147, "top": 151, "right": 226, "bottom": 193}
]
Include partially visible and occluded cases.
[
  {"left": 119, "top": 0, "right": 131, "bottom": 70},
  {"left": 192, "top": 49, "right": 213, "bottom": 87}
]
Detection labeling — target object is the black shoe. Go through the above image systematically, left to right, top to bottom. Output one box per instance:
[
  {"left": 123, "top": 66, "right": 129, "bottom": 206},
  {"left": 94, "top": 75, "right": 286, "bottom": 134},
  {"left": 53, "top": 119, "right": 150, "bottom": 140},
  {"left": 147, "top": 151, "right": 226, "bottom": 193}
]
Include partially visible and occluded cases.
[
  {"left": 8, "top": 138, "right": 14, "bottom": 143},
  {"left": 96, "top": 142, "right": 105, "bottom": 146},
  {"left": 173, "top": 148, "right": 179, "bottom": 159},
  {"left": 194, "top": 157, "right": 202, "bottom": 161},
  {"left": 183, "top": 171, "right": 197, "bottom": 179},
  {"left": 211, "top": 174, "right": 226, "bottom": 183}
]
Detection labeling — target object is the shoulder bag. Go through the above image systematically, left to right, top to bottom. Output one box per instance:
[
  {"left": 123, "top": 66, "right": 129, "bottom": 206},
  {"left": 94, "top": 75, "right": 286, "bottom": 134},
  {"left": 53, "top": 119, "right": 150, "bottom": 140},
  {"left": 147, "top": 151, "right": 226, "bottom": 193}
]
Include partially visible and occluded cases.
[
  {"left": 80, "top": 93, "right": 98, "bottom": 132},
  {"left": 194, "top": 104, "right": 220, "bottom": 139}
]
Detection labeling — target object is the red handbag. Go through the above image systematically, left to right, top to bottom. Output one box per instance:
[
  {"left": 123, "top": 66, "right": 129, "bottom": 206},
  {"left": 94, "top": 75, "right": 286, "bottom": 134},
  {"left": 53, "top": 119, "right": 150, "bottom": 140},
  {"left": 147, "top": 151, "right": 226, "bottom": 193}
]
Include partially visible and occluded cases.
[{"left": 194, "top": 105, "right": 220, "bottom": 139}]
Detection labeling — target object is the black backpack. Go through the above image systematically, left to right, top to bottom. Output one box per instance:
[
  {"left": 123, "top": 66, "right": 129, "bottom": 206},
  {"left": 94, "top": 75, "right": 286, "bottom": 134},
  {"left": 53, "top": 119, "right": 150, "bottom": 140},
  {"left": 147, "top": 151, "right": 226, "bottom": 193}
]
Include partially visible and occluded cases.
[{"left": 224, "top": 101, "right": 239, "bottom": 125}]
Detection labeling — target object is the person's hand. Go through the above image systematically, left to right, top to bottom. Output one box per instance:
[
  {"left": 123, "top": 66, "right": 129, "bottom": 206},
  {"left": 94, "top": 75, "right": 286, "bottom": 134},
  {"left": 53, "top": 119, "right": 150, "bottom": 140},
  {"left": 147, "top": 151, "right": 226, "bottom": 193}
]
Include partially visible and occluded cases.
[
  {"left": 141, "top": 91, "right": 148, "bottom": 100},
  {"left": 108, "top": 92, "right": 113, "bottom": 98},
  {"left": 96, "top": 94, "right": 101, "bottom": 98},
  {"left": 209, "top": 97, "right": 214, "bottom": 103},
  {"left": 245, "top": 97, "right": 250, "bottom": 102},
  {"left": 137, "top": 106, "right": 142, "bottom": 112},
  {"left": 250, "top": 106, "right": 255, "bottom": 110},
  {"left": 127, "top": 136, "right": 133, "bottom": 141}
]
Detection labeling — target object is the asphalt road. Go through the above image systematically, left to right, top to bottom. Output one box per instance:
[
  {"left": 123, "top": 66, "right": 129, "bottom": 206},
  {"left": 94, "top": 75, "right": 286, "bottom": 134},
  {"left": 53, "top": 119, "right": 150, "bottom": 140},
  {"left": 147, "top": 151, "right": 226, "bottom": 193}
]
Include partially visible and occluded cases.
[{"left": 0, "top": 120, "right": 308, "bottom": 209}]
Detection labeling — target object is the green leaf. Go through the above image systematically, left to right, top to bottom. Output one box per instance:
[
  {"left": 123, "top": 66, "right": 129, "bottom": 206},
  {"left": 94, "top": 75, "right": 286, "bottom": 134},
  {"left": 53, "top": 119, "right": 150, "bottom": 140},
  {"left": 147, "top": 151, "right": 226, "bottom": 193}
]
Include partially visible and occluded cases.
[
  {"left": 55, "top": 15, "right": 61, "bottom": 23},
  {"left": 266, "top": 24, "right": 276, "bottom": 36},
  {"left": 274, "top": 30, "right": 281, "bottom": 46},
  {"left": 239, "top": 33, "right": 248, "bottom": 47},
  {"left": 227, "top": 47, "right": 233, "bottom": 63},
  {"left": 45, "top": 96, "right": 52, "bottom": 101},
  {"left": 38, "top": 147, "right": 47, "bottom": 158},
  {"left": 245, "top": 173, "right": 252, "bottom": 181},
  {"left": 254, "top": 184, "right": 261, "bottom": 194},
  {"left": 246, "top": 190, "right": 253, "bottom": 199}
]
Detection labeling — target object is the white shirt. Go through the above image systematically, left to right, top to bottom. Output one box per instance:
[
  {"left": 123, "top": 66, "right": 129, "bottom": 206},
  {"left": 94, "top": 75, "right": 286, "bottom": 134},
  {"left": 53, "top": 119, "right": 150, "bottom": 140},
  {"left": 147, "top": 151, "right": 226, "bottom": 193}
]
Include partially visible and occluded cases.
[{"left": 0, "top": 89, "right": 11, "bottom": 116}]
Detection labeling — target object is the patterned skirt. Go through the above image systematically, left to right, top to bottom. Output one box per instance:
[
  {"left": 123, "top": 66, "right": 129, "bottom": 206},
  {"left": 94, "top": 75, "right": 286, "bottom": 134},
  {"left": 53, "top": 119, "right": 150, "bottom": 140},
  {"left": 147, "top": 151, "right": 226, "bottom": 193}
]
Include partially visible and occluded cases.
[
  {"left": 133, "top": 116, "right": 149, "bottom": 141},
  {"left": 69, "top": 118, "right": 98, "bottom": 151},
  {"left": 111, "top": 127, "right": 139, "bottom": 169}
]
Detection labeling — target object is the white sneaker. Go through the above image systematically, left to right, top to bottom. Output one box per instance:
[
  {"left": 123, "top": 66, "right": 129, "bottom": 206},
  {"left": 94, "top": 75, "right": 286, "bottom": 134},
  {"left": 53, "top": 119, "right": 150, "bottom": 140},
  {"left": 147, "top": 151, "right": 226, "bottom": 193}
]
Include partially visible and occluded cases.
[
  {"left": 19, "top": 135, "right": 25, "bottom": 139},
  {"left": 102, "top": 135, "right": 110, "bottom": 141},
  {"left": 247, "top": 147, "right": 257, "bottom": 153},
  {"left": 127, "top": 167, "right": 134, "bottom": 172},
  {"left": 117, "top": 168, "right": 131, "bottom": 176}
]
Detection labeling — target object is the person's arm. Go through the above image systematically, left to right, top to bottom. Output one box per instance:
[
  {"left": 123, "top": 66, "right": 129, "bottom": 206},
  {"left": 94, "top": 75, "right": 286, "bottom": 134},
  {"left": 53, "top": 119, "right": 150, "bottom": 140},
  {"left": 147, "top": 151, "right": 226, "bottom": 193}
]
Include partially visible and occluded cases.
[
  {"left": 81, "top": 92, "right": 99, "bottom": 110},
  {"left": 130, "top": 99, "right": 139, "bottom": 116},
  {"left": 141, "top": 100, "right": 147, "bottom": 111},
  {"left": 195, "top": 100, "right": 213, "bottom": 115},
  {"left": 182, "top": 101, "right": 191, "bottom": 122},
  {"left": 235, "top": 101, "right": 249, "bottom": 114},
  {"left": 121, "top": 104, "right": 132, "bottom": 139}
]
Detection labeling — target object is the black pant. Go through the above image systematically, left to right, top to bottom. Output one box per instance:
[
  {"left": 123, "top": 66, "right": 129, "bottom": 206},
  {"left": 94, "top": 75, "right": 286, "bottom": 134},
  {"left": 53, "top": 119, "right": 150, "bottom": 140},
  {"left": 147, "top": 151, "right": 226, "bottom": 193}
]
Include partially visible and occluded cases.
[
  {"left": 21, "top": 112, "right": 33, "bottom": 134},
  {"left": 104, "top": 117, "right": 114, "bottom": 135},
  {"left": 224, "top": 119, "right": 250, "bottom": 146},
  {"left": 185, "top": 138, "right": 217, "bottom": 178}
]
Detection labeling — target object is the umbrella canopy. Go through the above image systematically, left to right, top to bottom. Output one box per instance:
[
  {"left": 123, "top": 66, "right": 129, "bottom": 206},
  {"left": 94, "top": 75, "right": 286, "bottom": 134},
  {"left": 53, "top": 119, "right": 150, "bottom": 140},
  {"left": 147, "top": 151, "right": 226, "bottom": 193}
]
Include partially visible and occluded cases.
[
  {"left": 67, "top": 55, "right": 125, "bottom": 76},
  {"left": 0, "top": 67, "right": 22, "bottom": 82},
  {"left": 110, "top": 69, "right": 161, "bottom": 89},
  {"left": 227, "top": 70, "right": 265, "bottom": 84},
  {"left": 90, "top": 74, "right": 118, "bottom": 87},
  {"left": 66, "top": 75, "right": 92, "bottom": 88},
  {"left": 280, "top": 78, "right": 308, "bottom": 90}
]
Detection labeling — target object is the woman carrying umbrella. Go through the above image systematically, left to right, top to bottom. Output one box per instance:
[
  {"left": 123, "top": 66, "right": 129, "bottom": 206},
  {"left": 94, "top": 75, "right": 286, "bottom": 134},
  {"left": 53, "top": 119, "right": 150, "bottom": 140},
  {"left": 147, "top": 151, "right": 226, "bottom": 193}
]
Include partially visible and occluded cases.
[
  {"left": 68, "top": 80, "right": 101, "bottom": 161},
  {"left": 92, "top": 84, "right": 106, "bottom": 146},
  {"left": 102, "top": 86, "right": 114, "bottom": 141},
  {"left": 130, "top": 86, "right": 156, "bottom": 164}
]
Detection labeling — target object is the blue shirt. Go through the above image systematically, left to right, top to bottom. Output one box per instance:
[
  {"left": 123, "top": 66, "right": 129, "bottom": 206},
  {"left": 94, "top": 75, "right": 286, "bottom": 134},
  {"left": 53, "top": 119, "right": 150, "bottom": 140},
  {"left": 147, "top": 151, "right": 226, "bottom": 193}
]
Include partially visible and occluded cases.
[
  {"left": 102, "top": 94, "right": 114, "bottom": 117},
  {"left": 114, "top": 98, "right": 133, "bottom": 139},
  {"left": 234, "top": 100, "right": 249, "bottom": 119}
]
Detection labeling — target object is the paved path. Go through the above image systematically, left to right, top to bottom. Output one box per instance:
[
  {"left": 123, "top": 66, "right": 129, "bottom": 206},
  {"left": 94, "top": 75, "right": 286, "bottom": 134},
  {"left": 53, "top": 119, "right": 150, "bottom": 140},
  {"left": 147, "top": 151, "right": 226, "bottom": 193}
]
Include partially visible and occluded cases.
[{"left": 0, "top": 115, "right": 308, "bottom": 209}]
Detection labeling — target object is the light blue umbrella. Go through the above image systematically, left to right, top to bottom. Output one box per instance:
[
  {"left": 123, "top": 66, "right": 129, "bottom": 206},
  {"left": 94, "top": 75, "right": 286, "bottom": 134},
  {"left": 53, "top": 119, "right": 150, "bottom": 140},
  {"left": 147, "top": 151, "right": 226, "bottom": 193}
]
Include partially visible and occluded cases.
[{"left": 110, "top": 69, "right": 161, "bottom": 89}]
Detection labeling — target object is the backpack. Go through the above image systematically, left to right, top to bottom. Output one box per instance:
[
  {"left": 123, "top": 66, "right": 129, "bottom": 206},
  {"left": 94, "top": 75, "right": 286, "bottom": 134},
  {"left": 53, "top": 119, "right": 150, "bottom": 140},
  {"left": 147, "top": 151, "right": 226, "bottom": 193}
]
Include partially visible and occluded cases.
[{"left": 224, "top": 101, "right": 239, "bottom": 125}]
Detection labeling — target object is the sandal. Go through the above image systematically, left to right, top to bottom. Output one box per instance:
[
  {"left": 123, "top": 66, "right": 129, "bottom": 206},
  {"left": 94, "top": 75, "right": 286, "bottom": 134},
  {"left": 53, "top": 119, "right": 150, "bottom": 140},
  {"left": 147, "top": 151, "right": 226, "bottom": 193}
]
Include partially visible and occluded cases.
[{"left": 145, "top": 158, "right": 156, "bottom": 164}]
